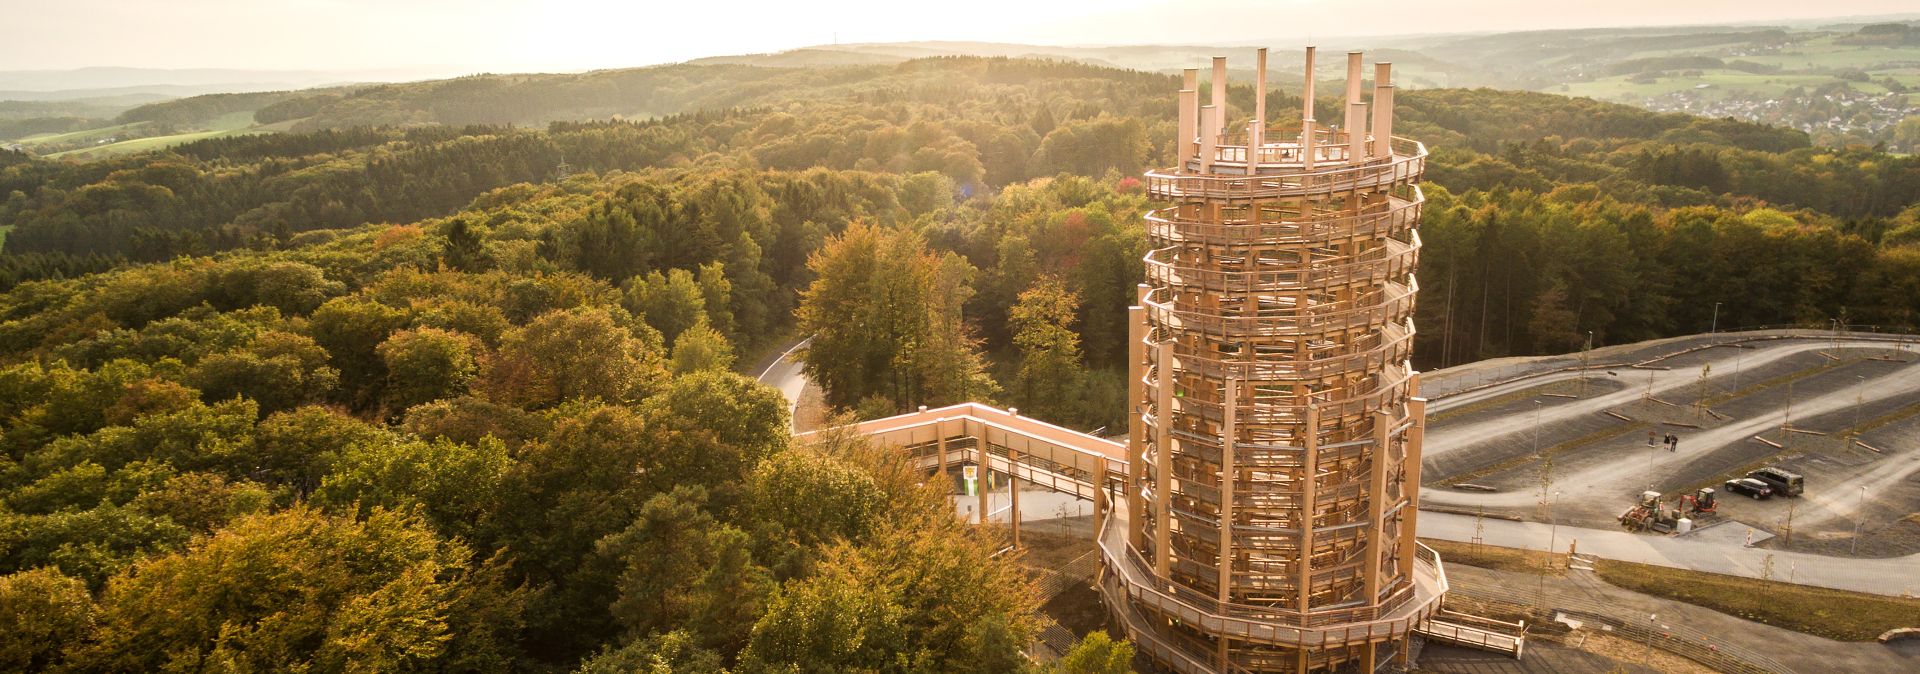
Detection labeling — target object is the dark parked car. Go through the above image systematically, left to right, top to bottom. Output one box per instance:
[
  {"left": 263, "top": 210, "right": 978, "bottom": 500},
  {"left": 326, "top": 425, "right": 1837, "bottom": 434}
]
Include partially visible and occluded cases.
[
  {"left": 1746, "top": 467, "right": 1803, "bottom": 497},
  {"left": 1723, "top": 478, "right": 1773, "bottom": 499}
]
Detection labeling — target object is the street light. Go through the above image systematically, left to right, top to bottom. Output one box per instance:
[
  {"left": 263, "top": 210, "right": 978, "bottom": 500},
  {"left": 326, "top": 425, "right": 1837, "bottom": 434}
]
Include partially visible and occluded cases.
[
  {"left": 1710, "top": 302, "right": 1721, "bottom": 335},
  {"left": 1581, "top": 331, "right": 1594, "bottom": 397},
  {"left": 1853, "top": 375, "right": 1866, "bottom": 438},
  {"left": 1853, "top": 485, "right": 1868, "bottom": 555}
]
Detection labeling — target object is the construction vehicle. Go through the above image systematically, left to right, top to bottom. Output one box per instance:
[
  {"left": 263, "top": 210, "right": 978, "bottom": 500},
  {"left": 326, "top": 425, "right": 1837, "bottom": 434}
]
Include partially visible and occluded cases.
[
  {"left": 1747, "top": 467, "right": 1803, "bottom": 497},
  {"left": 1620, "top": 487, "right": 1722, "bottom": 533},
  {"left": 1680, "top": 487, "right": 1718, "bottom": 516},
  {"left": 1619, "top": 490, "right": 1676, "bottom": 533}
]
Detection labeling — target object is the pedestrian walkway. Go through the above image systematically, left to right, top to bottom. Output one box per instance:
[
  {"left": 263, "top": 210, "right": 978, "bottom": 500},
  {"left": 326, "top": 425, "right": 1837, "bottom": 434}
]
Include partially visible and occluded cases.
[{"left": 1419, "top": 511, "right": 1920, "bottom": 597}]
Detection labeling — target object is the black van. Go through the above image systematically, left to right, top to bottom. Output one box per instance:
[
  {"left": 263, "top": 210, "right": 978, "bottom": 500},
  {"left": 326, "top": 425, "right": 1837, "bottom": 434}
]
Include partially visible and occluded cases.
[{"left": 1747, "top": 467, "right": 1803, "bottom": 497}]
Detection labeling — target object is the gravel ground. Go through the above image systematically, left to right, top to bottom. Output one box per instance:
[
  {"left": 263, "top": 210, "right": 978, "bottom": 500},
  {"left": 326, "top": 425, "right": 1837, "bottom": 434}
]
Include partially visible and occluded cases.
[{"left": 1422, "top": 334, "right": 1920, "bottom": 556}]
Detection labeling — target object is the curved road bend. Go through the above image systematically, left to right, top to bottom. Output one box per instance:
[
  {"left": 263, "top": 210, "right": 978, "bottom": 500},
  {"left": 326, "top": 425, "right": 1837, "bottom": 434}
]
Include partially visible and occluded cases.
[{"left": 753, "top": 337, "right": 811, "bottom": 433}]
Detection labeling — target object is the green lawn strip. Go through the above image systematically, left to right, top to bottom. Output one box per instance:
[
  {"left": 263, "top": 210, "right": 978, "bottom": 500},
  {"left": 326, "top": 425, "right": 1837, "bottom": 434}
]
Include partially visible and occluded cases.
[
  {"left": 16, "top": 121, "right": 147, "bottom": 147},
  {"left": 1421, "top": 538, "right": 1567, "bottom": 577},
  {"left": 1593, "top": 558, "right": 1920, "bottom": 641}
]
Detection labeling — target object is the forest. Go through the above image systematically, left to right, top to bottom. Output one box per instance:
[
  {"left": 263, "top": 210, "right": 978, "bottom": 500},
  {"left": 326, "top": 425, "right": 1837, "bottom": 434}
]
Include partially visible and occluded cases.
[{"left": 1, "top": 55, "right": 1919, "bottom": 671}]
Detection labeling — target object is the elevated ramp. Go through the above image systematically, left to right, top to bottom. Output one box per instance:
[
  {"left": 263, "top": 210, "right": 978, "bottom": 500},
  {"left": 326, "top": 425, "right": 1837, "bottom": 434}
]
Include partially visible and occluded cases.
[
  {"left": 797, "top": 402, "right": 1125, "bottom": 499},
  {"left": 1415, "top": 609, "right": 1526, "bottom": 658}
]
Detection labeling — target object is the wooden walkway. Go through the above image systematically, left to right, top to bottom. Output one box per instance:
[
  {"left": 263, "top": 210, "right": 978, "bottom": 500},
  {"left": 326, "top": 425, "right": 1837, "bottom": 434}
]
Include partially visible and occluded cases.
[{"left": 1415, "top": 610, "right": 1527, "bottom": 658}]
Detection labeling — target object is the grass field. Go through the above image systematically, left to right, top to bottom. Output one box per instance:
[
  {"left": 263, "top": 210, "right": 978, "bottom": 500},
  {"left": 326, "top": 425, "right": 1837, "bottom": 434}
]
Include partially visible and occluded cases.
[
  {"left": 1738, "top": 37, "right": 1920, "bottom": 71},
  {"left": 1562, "top": 70, "right": 1886, "bottom": 102},
  {"left": 45, "top": 111, "right": 263, "bottom": 159},
  {"left": 14, "top": 121, "right": 149, "bottom": 147},
  {"left": 1421, "top": 538, "right": 1568, "bottom": 577},
  {"left": 1593, "top": 558, "right": 1920, "bottom": 641}
]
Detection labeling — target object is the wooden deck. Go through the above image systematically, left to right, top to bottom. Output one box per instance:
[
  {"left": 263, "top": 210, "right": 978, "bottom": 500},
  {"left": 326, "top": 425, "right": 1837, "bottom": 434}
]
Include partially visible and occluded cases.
[{"left": 1415, "top": 609, "right": 1527, "bottom": 658}]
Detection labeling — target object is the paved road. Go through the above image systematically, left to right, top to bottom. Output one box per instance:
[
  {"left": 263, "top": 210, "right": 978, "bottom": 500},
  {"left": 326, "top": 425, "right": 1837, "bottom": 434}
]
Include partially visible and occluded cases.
[
  {"left": 754, "top": 337, "right": 811, "bottom": 432},
  {"left": 1419, "top": 511, "right": 1920, "bottom": 597}
]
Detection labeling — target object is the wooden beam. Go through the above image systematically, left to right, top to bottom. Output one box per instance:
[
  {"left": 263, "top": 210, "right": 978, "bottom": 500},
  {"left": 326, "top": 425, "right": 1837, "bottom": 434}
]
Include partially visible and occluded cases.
[
  {"left": 1302, "top": 46, "right": 1318, "bottom": 170},
  {"left": 1254, "top": 48, "right": 1268, "bottom": 151},
  {"left": 1371, "top": 61, "right": 1394, "bottom": 157},
  {"left": 1177, "top": 88, "right": 1197, "bottom": 171},
  {"left": 1200, "top": 104, "right": 1218, "bottom": 172},
  {"left": 1128, "top": 290, "right": 1148, "bottom": 549},
  {"left": 1155, "top": 340, "right": 1176, "bottom": 577},
  {"left": 1400, "top": 375, "right": 1427, "bottom": 583},
  {"left": 1219, "top": 378, "right": 1238, "bottom": 603},
  {"left": 1299, "top": 404, "right": 1320, "bottom": 612},
  {"left": 1010, "top": 448, "right": 1021, "bottom": 548}
]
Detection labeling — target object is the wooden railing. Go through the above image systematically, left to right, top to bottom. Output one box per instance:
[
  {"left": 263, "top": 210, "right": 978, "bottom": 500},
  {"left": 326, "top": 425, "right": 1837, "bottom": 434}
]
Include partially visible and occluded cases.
[
  {"left": 1150, "top": 137, "right": 1428, "bottom": 201},
  {"left": 1144, "top": 188, "right": 1423, "bottom": 248},
  {"left": 1144, "top": 231, "right": 1420, "bottom": 295},
  {"left": 1093, "top": 499, "right": 1447, "bottom": 648}
]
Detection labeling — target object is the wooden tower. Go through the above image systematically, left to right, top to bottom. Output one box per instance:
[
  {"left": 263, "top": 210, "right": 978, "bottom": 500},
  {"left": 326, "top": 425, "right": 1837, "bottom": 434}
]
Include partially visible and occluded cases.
[{"left": 1103, "top": 48, "right": 1446, "bottom": 673}]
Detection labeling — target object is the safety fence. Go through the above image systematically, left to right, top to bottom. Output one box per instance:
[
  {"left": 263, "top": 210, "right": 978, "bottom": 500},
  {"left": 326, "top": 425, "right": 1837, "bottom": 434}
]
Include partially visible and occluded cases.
[{"left": 1444, "top": 581, "right": 1795, "bottom": 674}]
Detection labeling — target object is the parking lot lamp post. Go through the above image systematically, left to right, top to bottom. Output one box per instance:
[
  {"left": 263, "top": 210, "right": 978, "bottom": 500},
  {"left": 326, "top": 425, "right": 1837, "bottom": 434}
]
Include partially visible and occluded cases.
[
  {"left": 1852, "top": 375, "right": 1865, "bottom": 439},
  {"left": 1852, "top": 485, "right": 1867, "bottom": 555}
]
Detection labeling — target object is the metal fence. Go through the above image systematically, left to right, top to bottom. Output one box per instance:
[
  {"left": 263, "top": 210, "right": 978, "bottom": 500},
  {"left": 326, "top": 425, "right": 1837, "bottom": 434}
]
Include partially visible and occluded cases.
[{"left": 1444, "top": 581, "right": 1795, "bottom": 674}]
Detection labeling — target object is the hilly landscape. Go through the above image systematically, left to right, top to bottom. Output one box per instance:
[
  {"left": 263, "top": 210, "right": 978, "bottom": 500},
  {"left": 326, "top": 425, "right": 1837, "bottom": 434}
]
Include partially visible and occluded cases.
[
  {"left": 1, "top": 11, "right": 1919, "bottom": 674},
  {"left": 6, "top": 18, "right": 1918, "bottom": 159}
]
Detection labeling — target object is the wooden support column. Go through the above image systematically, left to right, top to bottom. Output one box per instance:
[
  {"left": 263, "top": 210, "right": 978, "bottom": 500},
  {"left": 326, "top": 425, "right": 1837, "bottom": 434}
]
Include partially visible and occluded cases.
[
  {"left": 1302, "top": 46, "right": 1317, "bottom": 170},
  {"left": 1253, "top": 47, "right": 1268, "bottom": 151},
  {"left": 1344, "top": 51, "right": 1363, "bottom": 162},
  {"left": 1345, "top": 51, "right": 1364, "bottom": 104},
  {"left": 1210, "top": 56, "right": 1227, "bottom": 117},
  {"left": 1371, "top": 62, "right": 1395, "bottom": 157},
  {"left": 1177, "top": 88, "right": 1197, "bottom": 171},
  {"left": 1347, "top": 101, "right": 1369, "bottom": 162},
  {"left": 1199, "top": 105, "right": 1218, "bottom": 173},
  {"left": 1128, "top": 285, "right": 1149, "bottom": 549},
  {"left": 1155, "top": 340, "right": 1176, "bottom": 577},
  {"left": 1400, "top": 375, "right": 1428, "bottom": 582},
  {"left": 1218, "top": 378, "right": 1238, "bottom": 603},
  {"left": 1298, "top": 404, "right": 1320, "bottom": 612},
  {"left": 1364, "top": 409, "right": 1391, "bottom": 604},
  {"left": 937, "top": 431, "right": 949, "bottom": 479},
  {"left": 1010, "top": 448, "right": 1021, "bottom": 548},
  {"left": 978, "top": 460, "right": 990, "bottom": 526},
  {"left": 1093, "top": 466, "right": 1109, "bottom": 534}
]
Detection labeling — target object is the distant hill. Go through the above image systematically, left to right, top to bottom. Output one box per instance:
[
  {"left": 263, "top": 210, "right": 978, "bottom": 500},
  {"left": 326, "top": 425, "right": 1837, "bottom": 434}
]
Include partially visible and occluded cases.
[
  {"left": 6, "top": 17, "right": 1918, "bottom": 153},
  {"left": 0, "top": 66, "right": 464, "bottom": 93}
]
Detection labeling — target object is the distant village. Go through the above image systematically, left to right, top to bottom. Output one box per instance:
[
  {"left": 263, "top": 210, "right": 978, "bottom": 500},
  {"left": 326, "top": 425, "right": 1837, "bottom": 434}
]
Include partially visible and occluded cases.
[{"left": 1637, "top": 86, "right": 1917, "bottom": 147}]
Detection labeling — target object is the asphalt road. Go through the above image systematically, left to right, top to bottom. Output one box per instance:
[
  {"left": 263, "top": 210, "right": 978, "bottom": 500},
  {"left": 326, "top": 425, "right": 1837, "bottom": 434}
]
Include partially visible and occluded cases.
[{"left": 1419, "top": 511, "right": 1920, "bottom": 597}]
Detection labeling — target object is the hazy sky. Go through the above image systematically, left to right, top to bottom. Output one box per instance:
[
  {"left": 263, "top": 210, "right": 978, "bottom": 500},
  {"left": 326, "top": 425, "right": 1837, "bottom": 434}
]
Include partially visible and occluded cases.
[{"left": 3, "top": 0, "right": 1916, "bottom": 73}]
